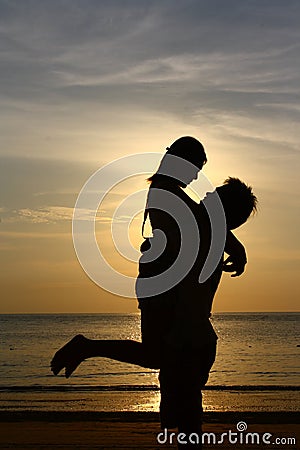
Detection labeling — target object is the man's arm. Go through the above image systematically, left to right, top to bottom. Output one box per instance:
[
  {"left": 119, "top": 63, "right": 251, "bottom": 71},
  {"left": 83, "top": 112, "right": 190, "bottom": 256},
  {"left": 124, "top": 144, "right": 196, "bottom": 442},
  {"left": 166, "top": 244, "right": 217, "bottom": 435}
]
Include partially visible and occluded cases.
[{"left": 223, "top": 231, "right": 247, "bottom": 277}]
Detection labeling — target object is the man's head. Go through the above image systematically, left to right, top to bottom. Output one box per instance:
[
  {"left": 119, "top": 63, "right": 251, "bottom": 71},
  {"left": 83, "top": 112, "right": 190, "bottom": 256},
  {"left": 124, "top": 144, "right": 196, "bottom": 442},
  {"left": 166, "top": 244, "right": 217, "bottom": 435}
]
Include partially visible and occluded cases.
[{"left": 216, "top": 177, "right": 257, "bottom": 230}]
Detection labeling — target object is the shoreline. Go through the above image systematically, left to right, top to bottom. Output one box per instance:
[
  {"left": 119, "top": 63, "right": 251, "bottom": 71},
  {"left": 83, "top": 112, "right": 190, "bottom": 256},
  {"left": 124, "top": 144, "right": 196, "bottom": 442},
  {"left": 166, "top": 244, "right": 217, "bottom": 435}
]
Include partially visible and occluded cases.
[
  {"left": 1, "top": 384, "right": 299, "bottom": 391},
  {"left": 1, "top": 387, "right": 299, "bottom": 413},
  {"left": 0, "top": 410, "right": 299, "bottom": 423}
]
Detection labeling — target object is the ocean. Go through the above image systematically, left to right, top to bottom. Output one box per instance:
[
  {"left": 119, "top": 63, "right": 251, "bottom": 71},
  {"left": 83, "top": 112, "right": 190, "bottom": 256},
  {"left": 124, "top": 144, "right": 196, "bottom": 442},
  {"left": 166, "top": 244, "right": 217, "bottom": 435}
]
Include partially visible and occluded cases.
[{"left": 0, "top": 313, "right": 299, "bottom": 412}]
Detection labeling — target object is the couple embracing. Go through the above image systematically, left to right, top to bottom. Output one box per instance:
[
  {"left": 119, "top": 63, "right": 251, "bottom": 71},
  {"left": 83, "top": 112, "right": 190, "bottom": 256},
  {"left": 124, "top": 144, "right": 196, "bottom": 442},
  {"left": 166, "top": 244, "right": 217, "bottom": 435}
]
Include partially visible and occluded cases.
[{"left": 51, "top": 136, "right": 257, "bottom": 449}]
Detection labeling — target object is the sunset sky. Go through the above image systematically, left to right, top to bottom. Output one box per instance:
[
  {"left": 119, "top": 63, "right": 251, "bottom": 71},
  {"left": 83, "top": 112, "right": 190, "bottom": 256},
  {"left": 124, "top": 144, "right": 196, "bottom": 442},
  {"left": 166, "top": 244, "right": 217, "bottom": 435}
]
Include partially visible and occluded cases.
[{"left": 0, "top": 0, "right": 299, "bottom": 313}]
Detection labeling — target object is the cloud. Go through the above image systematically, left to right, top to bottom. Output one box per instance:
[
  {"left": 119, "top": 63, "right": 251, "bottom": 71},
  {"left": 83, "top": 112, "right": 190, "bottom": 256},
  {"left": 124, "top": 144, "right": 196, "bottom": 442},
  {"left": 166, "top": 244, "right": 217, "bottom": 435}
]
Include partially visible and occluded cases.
[
  {"left": 0, "top": 0, "right": 299, "bottom": 168},
  {"left": 1, "top": 1, "right": 299, "bottom": 100},
  {"left": 1, "top": 1, "right": 300, "bottom": 313},
  {"left": 0, "top": 2, "right": 299, "bottom": 216},
  {"left": 0, "top": 155, "right": 96, "bottom": 208},
  {"left": 0, "top": 155, "right": 148, "bottom": 226},
  {"left": 5, "top": 204, "right": 144, "bottom": 225},
  {"left": 12, "top": 206, "right": 74, "bottom": 224}
]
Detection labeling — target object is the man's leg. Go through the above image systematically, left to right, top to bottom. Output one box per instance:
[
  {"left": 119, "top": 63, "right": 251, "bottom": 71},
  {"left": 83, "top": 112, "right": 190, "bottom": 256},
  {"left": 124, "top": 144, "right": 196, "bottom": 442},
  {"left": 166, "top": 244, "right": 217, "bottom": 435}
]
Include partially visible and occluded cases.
[
  {"left": 159, "top": 342, "right": 216, "bottom": 449},
  {"left": 177, "top": 342, "right": 216, "bottom": 449}
]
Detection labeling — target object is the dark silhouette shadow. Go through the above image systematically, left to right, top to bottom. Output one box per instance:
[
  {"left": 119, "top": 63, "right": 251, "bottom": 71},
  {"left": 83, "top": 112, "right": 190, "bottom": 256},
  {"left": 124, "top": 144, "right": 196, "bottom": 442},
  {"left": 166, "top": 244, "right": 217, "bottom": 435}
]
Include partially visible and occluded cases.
[{"left": 51, "top": 137, "right": 257, "bottom": 449}]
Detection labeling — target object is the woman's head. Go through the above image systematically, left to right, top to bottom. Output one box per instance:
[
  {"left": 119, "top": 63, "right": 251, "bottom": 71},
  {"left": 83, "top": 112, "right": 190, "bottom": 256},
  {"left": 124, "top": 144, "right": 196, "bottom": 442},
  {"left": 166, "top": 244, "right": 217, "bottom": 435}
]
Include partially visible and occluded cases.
[
  {"left": 148, "top": 136, "right": 207, "bottom": 186},
  {"left": 166, "top": 136, "right": 207, "bottom": 170}
]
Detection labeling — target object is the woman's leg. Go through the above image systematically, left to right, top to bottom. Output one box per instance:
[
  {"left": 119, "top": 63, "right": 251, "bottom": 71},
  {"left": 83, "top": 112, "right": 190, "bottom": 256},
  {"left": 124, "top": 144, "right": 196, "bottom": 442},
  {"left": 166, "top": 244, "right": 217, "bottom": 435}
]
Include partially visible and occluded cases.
[
  {"left": 51, "top": 293, "right": 175, "bottom": 378},
  {"left": 51, "top": 334, "right": 160, "bottom": 378}
]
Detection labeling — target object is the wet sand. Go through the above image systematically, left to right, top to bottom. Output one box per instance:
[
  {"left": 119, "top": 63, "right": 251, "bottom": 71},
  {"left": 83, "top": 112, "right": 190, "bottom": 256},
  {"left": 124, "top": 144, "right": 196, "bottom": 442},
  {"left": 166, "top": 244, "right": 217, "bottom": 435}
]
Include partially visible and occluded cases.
[{"left": 0, "top": 411, "right": 298, "bottom": 449}]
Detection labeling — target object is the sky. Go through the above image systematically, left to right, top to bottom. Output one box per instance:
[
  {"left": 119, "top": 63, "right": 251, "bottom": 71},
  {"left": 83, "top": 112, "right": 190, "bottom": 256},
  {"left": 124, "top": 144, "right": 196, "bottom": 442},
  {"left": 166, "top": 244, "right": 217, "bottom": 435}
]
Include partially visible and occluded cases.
[{"left": 0, "top": 0, "right": 299, "bottom": 313}]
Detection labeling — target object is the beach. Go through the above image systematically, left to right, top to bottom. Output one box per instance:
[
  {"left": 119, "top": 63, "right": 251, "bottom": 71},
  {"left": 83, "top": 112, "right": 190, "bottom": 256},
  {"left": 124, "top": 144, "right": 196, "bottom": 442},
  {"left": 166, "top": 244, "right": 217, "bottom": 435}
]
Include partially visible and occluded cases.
[
  {"left": 1, "top": 314, "right": 299, "bottom": 448},
  {"left": 0, "top": 387, "right": 299, "bottom": 448},
  {"left": 0, "top": 411, "right": 299, "bottom": 449}
]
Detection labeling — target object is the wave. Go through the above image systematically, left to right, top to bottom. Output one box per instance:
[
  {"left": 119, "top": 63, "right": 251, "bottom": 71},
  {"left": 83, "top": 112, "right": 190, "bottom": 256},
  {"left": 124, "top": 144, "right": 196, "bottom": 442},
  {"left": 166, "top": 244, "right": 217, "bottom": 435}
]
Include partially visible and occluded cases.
[{"left": 0, "top": 384, "right": 299, "bottom": 393}]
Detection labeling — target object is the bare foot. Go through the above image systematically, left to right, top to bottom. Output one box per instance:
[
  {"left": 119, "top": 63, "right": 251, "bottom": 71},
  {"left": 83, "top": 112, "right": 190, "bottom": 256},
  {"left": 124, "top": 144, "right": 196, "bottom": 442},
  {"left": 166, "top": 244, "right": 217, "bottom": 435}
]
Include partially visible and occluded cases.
[{"left": 51, "top": 334, "right": 89, "bottom": 378}]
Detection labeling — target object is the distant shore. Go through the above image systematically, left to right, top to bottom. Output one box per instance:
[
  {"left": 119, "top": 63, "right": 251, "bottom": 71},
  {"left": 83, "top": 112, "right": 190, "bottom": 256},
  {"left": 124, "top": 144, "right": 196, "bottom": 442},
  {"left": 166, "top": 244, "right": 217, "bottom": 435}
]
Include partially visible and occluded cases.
[
  {"left": 1, "top": 385, "right": 299, "bottom": 413},
  {"left": 0, "top": 411, "right": 299, "bottom": 449}
]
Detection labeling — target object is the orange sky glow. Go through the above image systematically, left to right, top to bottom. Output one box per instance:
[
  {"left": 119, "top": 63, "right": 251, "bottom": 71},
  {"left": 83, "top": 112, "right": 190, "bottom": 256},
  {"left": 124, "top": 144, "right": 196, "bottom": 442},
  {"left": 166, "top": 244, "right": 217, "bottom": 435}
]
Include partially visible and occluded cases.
[{"left": 0, "top": 2, "right": 299, "bottom": 313}]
